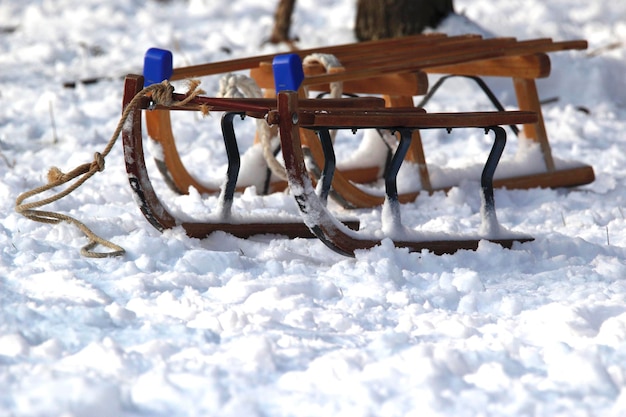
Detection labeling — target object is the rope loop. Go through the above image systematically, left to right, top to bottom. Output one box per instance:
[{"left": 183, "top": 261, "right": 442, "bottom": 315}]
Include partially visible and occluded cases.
[
  {"left": 303, "top": 53, "right": 344, "bottom": 100},
  {"left": 303, "top": 53, "right": 343, "bottom": 143},
  {"left": 218, "top": 73, "right": 263, "bottom": 99},
  {"left": 15, "top": 77, "right": 203, "bottom": 258}
]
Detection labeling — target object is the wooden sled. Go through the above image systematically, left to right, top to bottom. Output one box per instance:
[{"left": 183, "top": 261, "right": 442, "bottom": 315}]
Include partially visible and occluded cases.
[
  {"left": 144, "top": 34, "right": 593, "bottom": 210},
  {"left": 122, "top": 72, "right": 536, "bottom": 255}
]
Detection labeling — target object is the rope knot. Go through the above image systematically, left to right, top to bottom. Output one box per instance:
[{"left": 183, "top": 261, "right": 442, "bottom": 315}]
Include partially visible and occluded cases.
[
  {"left": 150, "top": 80, "right": 175, "bottom": 107},
  {"left": 92, "top": 152, "right": 105, "bottom": 172},
  {"left": 47, "top": 167, "right": 65, "bottom": 183}
]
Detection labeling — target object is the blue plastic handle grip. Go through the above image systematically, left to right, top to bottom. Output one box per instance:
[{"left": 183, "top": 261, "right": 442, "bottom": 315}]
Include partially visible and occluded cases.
[
  {"left": 143, "top": 48, "right": 173, "bottom": 87},
  {"left": 272, "top": 53, "right": 304, "bottom": 92}
]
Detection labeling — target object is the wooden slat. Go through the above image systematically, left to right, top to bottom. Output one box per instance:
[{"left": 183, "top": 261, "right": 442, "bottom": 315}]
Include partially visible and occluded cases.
[
  {"left": 328, "top": 37, "right": 519, "bottom": 70},
  {"left": 298, "top": 38, "right": 558, "bottom": 87},
  {"left": 427, "top": 53, "right": 551, "bottom": 79},
  {"left": 298, "top": 110, "right": 538, "bottom": 129},
  {"left": 341, "top": 164, "right": 595, "bottom": 192},
  {"left": 493, "top": 165, "right": 595, "bottom": 189},
  {"left": 179, "top": 220, "right": 359, "bottom": 240}
]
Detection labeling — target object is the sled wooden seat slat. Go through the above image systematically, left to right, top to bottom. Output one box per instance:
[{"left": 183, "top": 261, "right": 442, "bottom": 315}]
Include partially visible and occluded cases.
[
  {"left": 251, "top": 36, "right": 520, "bottom": 92},
  {"left": 250, "top": 38, "right": 586, "bottom": 90},
  {"left": 295, "top": 109, "right": 538, "bottom": 129}
]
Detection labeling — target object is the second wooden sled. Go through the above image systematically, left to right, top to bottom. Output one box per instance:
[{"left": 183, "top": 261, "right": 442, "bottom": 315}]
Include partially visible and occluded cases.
[{"left": 145, "top": 34, "right": 595, "bottom": 211}]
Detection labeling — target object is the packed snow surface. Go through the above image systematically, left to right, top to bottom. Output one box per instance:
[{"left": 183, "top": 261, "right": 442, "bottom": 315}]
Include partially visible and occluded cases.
[{"left": 2, "top": 0, "right": 626, "bottom": 416}]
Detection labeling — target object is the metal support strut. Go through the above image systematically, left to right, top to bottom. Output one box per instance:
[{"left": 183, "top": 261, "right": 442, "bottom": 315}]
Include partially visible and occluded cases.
[
  {"left": 417, "top": 75, "right": 520, "bottom": 136},
  {"left": 219, "top": 112, "right": 244, "bottom": 218},
  {"left": 481, "top": 125, "right": 507, "bottom": 225},
  {"left": 316, "top": 128, "right": 336, "bottom": 205},
  {"left": 384, "top": 128, "right": 413, "bottom": 226}
]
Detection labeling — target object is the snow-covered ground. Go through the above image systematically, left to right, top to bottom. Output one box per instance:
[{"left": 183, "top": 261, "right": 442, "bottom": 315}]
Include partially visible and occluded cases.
[{"left": 2, "top": 0, "right": 626, "bottom": 416}]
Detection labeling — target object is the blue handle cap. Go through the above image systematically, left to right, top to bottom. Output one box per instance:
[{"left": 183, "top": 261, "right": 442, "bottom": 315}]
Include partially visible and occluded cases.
[
  {"left": 143, "top": 48, "right": 173, "bottom": 87},
  {"left": 272, "top": 53, "right": 304, "bottom": 92}
]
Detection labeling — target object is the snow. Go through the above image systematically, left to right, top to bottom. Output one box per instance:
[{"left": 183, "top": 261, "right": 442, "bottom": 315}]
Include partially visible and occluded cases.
[{"left": 2, "top": 0, "right": 626, "bottom": 416}]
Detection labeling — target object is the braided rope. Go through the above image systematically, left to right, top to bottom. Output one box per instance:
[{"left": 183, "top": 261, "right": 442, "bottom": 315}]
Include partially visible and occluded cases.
[
  {"left": 302, "top": 53, "right": 344, "bottom": 100},
  {"left": 303, "top": 53, "right": 344, "bottom": 143},
  {"left": 15, "top": 79, "right": 204, "bottom": 258}
]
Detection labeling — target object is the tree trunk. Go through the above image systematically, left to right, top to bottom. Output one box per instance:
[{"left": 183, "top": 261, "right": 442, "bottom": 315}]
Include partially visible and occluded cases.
[
  {"left": 269, "top": 0, "right": 297, "bottom": 44},
  {"left": 355, "top": 0, "right": 454, "bottom": 41}
]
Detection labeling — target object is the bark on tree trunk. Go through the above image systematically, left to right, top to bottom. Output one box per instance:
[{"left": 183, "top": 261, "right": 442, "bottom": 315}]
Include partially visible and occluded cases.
[
  {"left": 269, "top": 0, "right": 297, "bottom": 44},
  {"left": 355, "top": 0, "right": 454, "bottom": 41}
]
